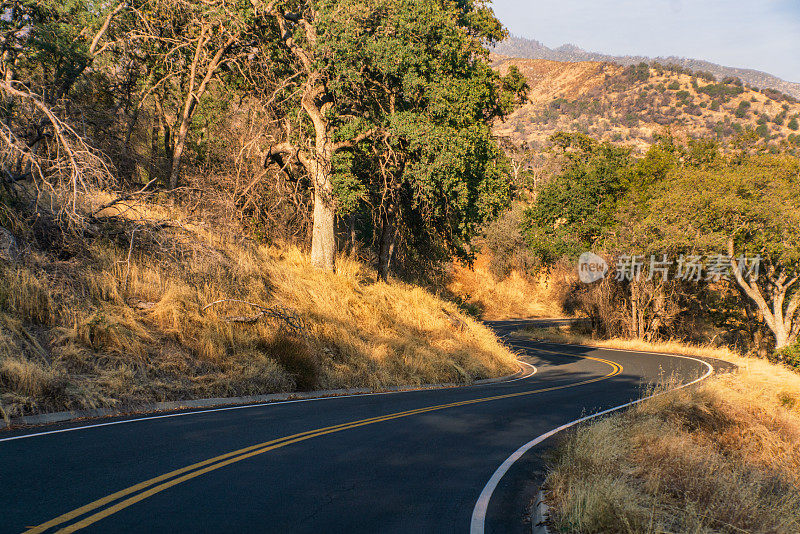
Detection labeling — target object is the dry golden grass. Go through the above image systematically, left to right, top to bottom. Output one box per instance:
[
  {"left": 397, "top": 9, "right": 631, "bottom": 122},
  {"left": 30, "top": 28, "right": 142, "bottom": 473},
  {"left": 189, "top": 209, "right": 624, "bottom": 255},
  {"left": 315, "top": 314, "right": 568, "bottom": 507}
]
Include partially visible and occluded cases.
[
  {"left": 0, "top": 196, "right": 518, "bottom": 419},
  {"left": 447, "top": 252, "right": 563, "bottom": 320},
  {"left": 516, "top": 326, "right": 742, "bottom": 363},
  {"left": 538, "top": 333, "right": 800, "bottom": 533}
]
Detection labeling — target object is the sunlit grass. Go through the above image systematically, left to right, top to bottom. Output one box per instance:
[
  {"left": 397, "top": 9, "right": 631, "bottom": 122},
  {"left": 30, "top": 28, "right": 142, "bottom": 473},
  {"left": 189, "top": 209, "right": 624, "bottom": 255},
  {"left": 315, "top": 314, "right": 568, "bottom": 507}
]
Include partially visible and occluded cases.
[
  {"left": 0, "top": 196, "right": 518, "bottom": 418},
  {"left": 447, "top": 253, "right": 563, "bottom": 320},
  {"left": 530, "top": 328, "right": 800, "bottom": 533}
]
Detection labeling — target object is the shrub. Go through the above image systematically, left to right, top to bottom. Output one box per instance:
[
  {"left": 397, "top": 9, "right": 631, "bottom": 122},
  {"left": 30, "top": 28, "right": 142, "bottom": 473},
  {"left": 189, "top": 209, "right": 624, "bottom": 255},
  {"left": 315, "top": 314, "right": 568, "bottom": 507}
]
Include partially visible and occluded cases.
[
  {"left": 624, "top": 62, "right": 650, "bottom": 83},
  {"left": 696, "top": 70, "right": 717, "bottom": 82},
  {"left": 667, "top": 81, "right": 681, "bottom": 91},
  {"left": 699, "top": 83, "right": 744, "bottom": 99},
  {"left": 735, "top": 100, "right": 750, "bottom": 118},
  {"left": 789, "top": 117, "right": 799, "bottom": 131},
  {"left": 773, "top": 343, "right": 800, "bottom": 371}
]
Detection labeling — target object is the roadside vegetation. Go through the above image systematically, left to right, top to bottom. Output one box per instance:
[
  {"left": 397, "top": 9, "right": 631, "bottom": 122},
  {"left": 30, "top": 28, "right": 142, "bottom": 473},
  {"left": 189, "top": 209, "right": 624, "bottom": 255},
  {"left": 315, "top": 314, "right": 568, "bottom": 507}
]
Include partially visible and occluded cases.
[
  {"left": 0, "top": 0, "right": 530, "bottom": 419},
  {"left": 498, "top": 128, "right": 800, "bottom": 532},
  {"left": 495, "top": 131, "right": 800, "bottom": 363},
  {"left": 0, "top": 193, "right": 518, "bottom": 419},
  {"left": 447, "top": 251, "right": 563, "bottom": 320},
  {"left": 542, "top": 348, "right": 800, "bottom": 533}
]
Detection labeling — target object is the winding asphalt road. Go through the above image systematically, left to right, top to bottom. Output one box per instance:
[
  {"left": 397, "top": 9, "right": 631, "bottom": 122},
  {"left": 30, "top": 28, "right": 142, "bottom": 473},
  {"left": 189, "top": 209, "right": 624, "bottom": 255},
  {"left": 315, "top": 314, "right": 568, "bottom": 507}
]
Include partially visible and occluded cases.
[{"left": 0, "top": 319, "right": 735, "bottom": 533}]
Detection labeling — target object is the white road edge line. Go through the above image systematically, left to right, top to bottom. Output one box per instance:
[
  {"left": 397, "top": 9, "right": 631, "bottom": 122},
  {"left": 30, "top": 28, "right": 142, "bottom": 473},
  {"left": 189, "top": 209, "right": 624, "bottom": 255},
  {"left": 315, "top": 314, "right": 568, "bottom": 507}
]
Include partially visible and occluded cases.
[
  {"left": 469, "top": 354, "right": 714, "bottom": 534},
  {"left": 0, "top": 361, "right": 537, "bottom": 444}
]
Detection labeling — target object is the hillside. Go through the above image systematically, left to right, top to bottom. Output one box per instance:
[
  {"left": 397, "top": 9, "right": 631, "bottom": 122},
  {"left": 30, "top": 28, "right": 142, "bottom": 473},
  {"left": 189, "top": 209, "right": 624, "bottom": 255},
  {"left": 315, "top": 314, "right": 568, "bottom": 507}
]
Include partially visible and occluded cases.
[
  {"left": 493, "top": 35, "right": 800, "bottom": 100},
  {"left": 492, "top": 55, "right": 800, "bottom": 152},
  {"left": 0, "top": 192, "right": 518, "bottom": 419}
]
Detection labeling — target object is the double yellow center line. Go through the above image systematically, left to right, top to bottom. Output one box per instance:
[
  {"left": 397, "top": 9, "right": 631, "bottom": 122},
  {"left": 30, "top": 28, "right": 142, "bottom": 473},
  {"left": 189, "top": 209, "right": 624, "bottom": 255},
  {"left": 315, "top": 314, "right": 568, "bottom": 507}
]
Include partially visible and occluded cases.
[{"left": 26, "top": 353, "right": 622, "bottom": 533}]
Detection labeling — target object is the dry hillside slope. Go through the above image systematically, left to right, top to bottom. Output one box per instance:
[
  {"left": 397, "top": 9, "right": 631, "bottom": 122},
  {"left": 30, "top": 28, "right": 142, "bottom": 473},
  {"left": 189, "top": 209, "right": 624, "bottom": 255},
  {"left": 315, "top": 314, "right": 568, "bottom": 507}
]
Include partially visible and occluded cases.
[
  {"left": 493, "top": 35, "right": 800, "bottom": 100},
  {"left": 492, "top": 55, "right": 800, "bottom": 152},
  {"left": 0, "top": 194, "right": 518, "bottom": 419}
]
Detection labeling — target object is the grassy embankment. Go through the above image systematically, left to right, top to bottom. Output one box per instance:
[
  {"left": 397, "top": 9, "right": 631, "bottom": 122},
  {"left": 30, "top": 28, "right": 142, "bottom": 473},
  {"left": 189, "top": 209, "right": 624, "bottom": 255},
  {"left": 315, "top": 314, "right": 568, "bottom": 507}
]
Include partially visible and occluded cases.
[
  {"left": 0, "top": 195, "right": 518, "bottom": 420},
  {"left": 447, "top": 252, "right": 562, "bottom": 320},
  {"left": 517, "top": 326, "right": 800, "bottom": 534}
]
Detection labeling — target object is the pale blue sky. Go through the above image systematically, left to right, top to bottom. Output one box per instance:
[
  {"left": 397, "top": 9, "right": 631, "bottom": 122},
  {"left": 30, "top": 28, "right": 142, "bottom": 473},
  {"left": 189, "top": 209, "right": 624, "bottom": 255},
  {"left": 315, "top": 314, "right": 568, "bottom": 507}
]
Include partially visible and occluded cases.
[{"left": 491, "top": 0, "right": 800, "bottom": 83}]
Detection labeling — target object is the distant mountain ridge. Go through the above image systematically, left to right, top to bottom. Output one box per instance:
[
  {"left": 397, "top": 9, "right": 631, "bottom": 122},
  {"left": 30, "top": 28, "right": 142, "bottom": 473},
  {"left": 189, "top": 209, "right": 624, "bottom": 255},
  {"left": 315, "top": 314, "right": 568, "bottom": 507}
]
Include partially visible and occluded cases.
[{"left": 493, "top": 36, "right": 800, "bottom": 100}]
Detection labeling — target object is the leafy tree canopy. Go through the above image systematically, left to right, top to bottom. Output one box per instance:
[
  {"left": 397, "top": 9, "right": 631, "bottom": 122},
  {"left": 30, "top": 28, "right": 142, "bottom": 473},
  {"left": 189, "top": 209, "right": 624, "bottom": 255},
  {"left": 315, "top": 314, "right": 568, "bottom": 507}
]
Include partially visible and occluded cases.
[{"left": 522, "top": 133, "right": 632, "bottom": 264}]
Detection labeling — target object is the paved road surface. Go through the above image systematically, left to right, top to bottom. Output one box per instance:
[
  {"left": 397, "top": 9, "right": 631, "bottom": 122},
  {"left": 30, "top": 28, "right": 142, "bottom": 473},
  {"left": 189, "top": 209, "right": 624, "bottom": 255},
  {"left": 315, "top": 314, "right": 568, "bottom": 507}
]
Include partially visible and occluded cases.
[{"left": 0, "top": 319, "right": 734, "bottom": 533}]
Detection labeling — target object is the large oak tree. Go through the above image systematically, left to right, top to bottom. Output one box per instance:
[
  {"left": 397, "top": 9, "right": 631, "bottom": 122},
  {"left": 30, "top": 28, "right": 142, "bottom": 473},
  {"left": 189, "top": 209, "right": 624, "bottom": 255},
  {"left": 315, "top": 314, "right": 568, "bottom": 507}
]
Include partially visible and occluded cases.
[
  {"left": 254, "top": 0, "right": 518, "bottom": 272},
  {"left": 635, "top": 154, "right": 800, "bottom": 349}
]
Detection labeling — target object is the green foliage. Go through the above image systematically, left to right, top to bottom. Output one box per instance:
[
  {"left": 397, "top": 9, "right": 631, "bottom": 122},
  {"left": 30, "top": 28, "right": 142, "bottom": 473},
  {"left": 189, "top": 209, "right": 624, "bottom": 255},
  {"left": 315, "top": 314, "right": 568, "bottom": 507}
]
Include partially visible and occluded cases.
[
  {"left": 3, "top": 0, "right": 125, "bottom": 99},
  {"left": 260, "top": 0, "right": 519, "bottom": 273},
  {"left": 624, "top": 62, "right": 650, "bottom": 83},
  {"left": 502, "top": 66, "right": 530, "bottom": 106},
  {"left": 695, "top": 70, "right": 716, "bottom": 82},
  {"left": 667, "top": 81, "right": 681, "bottom": 91},
  {"left": 698, "top": 83, "right": 744, "bottom": 99},
  {"left": 735, "top": 100, "right": 750, "bottom": 118},
  {"left": 622, "top": 112, "right": 639, "bottom": 127},
  {"left": 789, "top": 117, "right": 800, "bottom": 131},
  {"left": 522, "top": 133, "right": 632, "bottom": 263},
  {"left": 685, "top": 138, "right": 723, "bottom": 168},
  {"left": 331, "top": 153, "right": 366, "bottom": 215},
  {"left": 630, "top": 155, "right": 800, "bottom": 267},
  {"left": 772, "top": 343, "right": 800, "bottom": 371}
]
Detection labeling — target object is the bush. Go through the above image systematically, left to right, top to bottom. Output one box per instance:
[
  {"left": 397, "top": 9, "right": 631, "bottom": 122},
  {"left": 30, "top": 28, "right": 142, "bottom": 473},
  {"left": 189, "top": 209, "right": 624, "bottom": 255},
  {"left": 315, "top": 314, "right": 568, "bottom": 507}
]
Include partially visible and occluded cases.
[
  {"left": 625, "top": 62, "right": 650, "bottom": 83},
  {"left": 695, "top": 70, "right": 717, "bottom": 82},
  {"left": 667, "top": 81, "right": 681, "bottom": 91},
  {"left": 699, "top": 83, "right": 744, "bottom": 99},
  {"left": 735, "top": 101, "right": 750, "bottom": 118},
  {"left": 789, "top": 117, "right": 799, "bottom": 131},
  {"left": 772, "top": 343, "right": 800, "bottom": 371}
]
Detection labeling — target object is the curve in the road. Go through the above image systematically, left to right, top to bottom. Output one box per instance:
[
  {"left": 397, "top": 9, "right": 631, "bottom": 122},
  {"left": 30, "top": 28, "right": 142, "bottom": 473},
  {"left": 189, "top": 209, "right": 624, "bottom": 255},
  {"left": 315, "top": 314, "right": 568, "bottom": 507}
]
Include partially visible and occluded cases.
[
  {"left": 1, "top": 320, "right": 734, "bottom": 534},
  {"left": 469, "top": 351, "right": 713, "bottom": 534},
  {"left": 23, "top": 356, "right": 621, "bottom": 533}
]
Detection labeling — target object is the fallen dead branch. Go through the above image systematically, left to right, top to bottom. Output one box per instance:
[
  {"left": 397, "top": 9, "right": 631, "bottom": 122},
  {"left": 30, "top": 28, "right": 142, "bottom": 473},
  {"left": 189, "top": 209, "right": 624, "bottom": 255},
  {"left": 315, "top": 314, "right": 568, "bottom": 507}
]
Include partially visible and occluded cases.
[{"left": 201, "top": 298, "right": 307, "bottom": 338}]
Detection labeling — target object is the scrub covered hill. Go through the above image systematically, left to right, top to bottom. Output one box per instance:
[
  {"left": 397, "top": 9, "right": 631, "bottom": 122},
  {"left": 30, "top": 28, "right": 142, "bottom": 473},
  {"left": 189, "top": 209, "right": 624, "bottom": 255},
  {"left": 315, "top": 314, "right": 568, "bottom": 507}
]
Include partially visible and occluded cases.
[{"left": 492, "top": 56, "right": 800, "bottom": 153}]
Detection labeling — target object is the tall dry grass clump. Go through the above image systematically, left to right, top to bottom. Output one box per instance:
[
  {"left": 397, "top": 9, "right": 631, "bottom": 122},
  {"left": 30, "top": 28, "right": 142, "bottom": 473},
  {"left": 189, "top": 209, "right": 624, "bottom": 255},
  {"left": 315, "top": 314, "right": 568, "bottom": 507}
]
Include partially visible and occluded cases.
[
  {"left": 0, "top": 196, "right": 517, "bottom": 419},
  {"left": 448, "top": 252, "right": 563, "bottom": 320},
  {"left": 544, "top": 356, "right": 800, "bottom": 534}
]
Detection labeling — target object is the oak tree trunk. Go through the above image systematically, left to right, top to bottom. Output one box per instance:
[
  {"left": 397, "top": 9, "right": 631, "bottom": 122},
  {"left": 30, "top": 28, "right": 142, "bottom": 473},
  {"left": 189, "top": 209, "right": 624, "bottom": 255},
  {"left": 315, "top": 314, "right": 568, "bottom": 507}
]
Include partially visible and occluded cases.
[
  {"left": 309, "top": 157, "right": 336, "bottom": 271},
  {"left": 377, "top": 210, "right": 397, "bottom": 282},
  {"left": 728, "top": 238, "right": 799, "bottom": 350}
]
